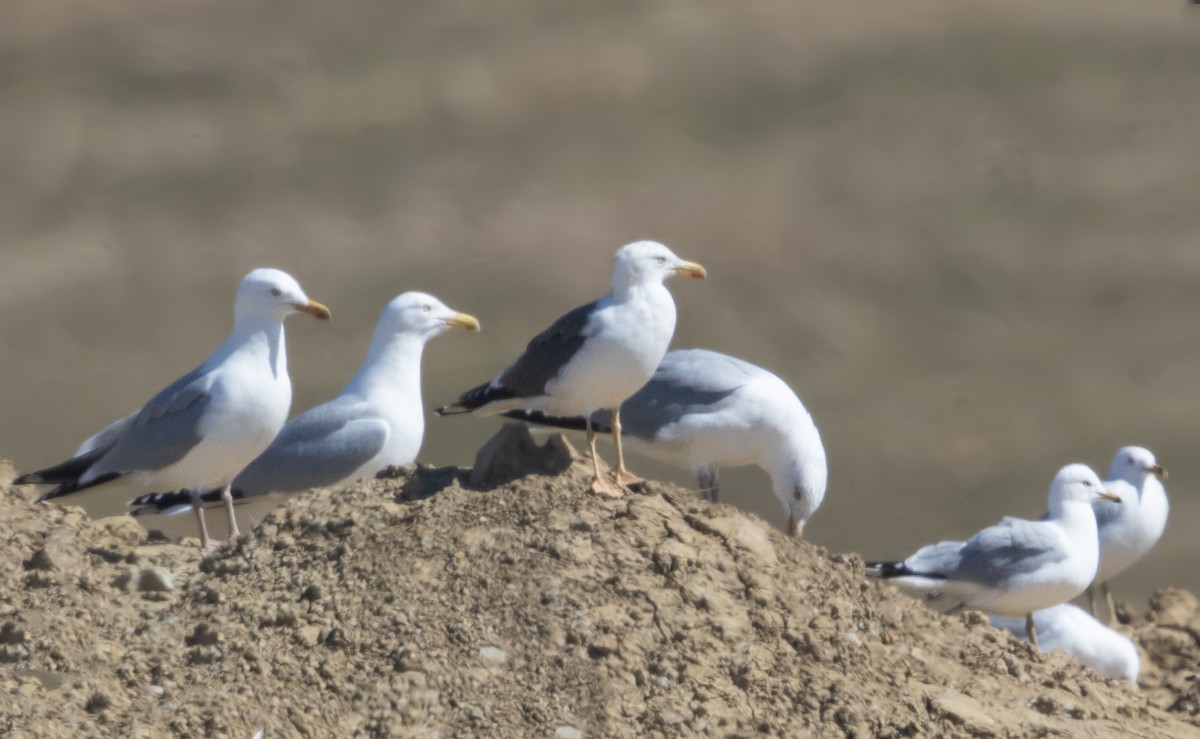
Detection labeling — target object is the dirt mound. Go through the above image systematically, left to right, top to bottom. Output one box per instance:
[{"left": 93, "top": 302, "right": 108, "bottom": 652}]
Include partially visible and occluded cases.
[{"left": 1, "top": 438, "right": 1198, "bottom": 738}]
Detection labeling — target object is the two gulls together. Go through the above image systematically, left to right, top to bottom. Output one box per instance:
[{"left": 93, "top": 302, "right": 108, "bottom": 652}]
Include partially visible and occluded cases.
[
  {"left": 437, "top": 241, "right": 707, "bottom": 498},
  {"left": 15, "top": 269, "right": 331, "bottom": 551}
]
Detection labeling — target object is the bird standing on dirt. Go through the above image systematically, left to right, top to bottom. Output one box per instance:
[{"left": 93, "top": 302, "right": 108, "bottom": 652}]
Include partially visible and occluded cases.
[
  {"left": 436, "top": 241, "right": 706, "bottom": 498},
  {"left": 14, "top": 268, "right": 330, "bottom": 551},
  {"left": 129, "top": 292, "right": 479, "bottom": 517},
  {"left": 503, "top": 348, "right": 827, "bottom": 538},
  {"left": 1087, "top": 445, "right": 1169, "bottom": 624},
  {"left": 866, "top": 464, "right": 1121, "bottom": 647}
]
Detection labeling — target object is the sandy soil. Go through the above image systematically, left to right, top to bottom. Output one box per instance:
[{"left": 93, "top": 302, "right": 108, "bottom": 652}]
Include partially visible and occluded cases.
[{"left": 1, "top": 437, "right": 1198, "bottom": 738}]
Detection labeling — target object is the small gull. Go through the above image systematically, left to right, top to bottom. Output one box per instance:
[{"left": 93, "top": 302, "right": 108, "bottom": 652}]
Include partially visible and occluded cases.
[
  {"left": 436, "top": 241, "right": 706, "bottom": 497},
  {"left": 14, "top": 268, "right": 330, "bottom": 550},
  {"left": 128, "top": 292, "right": 479, "bottom": 516},
  {"left": 504, "top": 348, "right": 827, "bottom": 537},
  {"left": 1087, "top": 445, "right": 1169, "bottom": 623},
  {"left": 866, "top": 464, "right": 1121, "bottom": 646},
  {"left": 990, "top": 603, "right": 1140, "bottom": 683}
]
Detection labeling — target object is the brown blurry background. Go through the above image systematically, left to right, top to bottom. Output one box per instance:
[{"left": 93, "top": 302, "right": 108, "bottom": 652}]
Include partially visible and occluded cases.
[{"left": 2, "top": 0, "right": 1198, "bottom": 604}]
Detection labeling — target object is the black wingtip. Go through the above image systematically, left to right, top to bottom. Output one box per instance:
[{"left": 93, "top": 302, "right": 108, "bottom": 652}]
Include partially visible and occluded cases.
[
  {"left": 435, "top": 404, "right": 470, "bottom": 417},
  {"left": 500, "top": 410, "right": 595, "bottom": 433},
  {"left": 13, "top": 473, "right": 42, "bottom": 486},
  {"left": 864, "top": 561, "right": 908, "bottom": 578}
]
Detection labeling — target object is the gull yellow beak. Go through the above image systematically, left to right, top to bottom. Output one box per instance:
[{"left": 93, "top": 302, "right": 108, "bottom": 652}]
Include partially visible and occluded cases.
[
  {"left": 674, "top": 261, "right": 707, "bottom": 280},
  {"left": 293, "top": 299, "right": 331, "bottom": 320},
  {"left": 443, "top": 312, "right": 481, "bottom": 331},
  {"left": 1152, "top": 464, "right": 1168, "bottom": 480},
  {"left": 1098, "top": 490, "right": 1123, "bottom": 504},
  {"left": 787, "top": 515, "right": 803, "bottom": 539}
]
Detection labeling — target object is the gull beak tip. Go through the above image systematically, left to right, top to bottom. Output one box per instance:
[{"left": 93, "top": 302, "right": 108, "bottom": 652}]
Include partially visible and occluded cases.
[
  {"left": 675, "top": 261, "right": 707, "bottom": 280},
  {"left": 295, "top": 299, "right": 331, "bottom": 320},
  {"left": 445, "top": 312, "right": 481, "bottom": 332}
]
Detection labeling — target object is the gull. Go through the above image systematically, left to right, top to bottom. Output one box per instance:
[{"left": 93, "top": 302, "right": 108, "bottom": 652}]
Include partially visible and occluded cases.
[
  {"left": 436, "top": 241, "right": 706, "bottom": 497},
  {"left": 14, "top": 268, "right": 330, "bottom": 550},
  {"left": 128, "top": 292, "right": 479, "bottom": 516},
  {"left": 503, "top": 348, "right": 827, "bottom": 537},
  {"left": 1087, "top": 445, "right": 1169, "bottom": 623},
  {"left": 866, "top": 464, "right": 1121, "bottom": 647},
  {"left": 990, "top": 603, "right": 1140, "bottom": 683}
]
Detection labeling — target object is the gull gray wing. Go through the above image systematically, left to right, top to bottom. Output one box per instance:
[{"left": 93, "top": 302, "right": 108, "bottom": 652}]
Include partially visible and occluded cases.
[
  {"left": 496, "top": 298, "right": 603, "bottom": 397},
  {"left": 445, "top": 299, "right": 602, "bottom": 412},
  {"left": 612, "top": 349, "right": 751, "bottom": 440},
  {"left": 89, "top": 365, "right": 215, "bottom": 478},
  {"left": 36, "top": 366, "right": 215, "bottom": 500},
  {"left": 231, "top": 396, "right": 389, "bottom": 496},
  {"left": 74, "top": 412, "right": 137, "bottom": 457},
  {"left": 953, "top": 519, "right": 1067, "bottom": 587},
  {"left": 900, "top": 540, "right": 965, "bottom": 575}
]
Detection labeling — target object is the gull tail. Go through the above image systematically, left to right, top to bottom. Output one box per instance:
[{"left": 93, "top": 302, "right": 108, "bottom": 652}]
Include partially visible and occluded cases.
[
  {"left": 436, "top": 381, "right": 516, "bottom": 416},
  {"left": 500, "top": 410, "right": 612, "bottom": 434},
  {"left": 14, "top": 448, "right": 106, "bottom": 487},
  {"left": 36, "top": 473, "right": 123, "bottom": 503},
  {"left": 128, "top": 488, "right": 230, "bottom": 517},
  {"left": 865, "top": 561, "right": 914, "bottom": 579}
]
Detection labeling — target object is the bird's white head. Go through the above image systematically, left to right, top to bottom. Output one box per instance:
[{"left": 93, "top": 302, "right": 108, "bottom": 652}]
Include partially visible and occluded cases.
[
  {"left": 611, "top": 241, "right": 707, "bottom": 293},
  {"left": 235, "top": 268, "right": 330, "bottom": 325},
  {"left": 377, "top": 291, "right": 481, "bottom": 339},
  {"left": 771, "top": 420, "right": 828, "bottom": 541},
  {"left": 1107, "top": 445, "right": 1166, "bottom": 484},
  {"left": 1048, "top": 463, "right": 1121, "bottom": 509}
]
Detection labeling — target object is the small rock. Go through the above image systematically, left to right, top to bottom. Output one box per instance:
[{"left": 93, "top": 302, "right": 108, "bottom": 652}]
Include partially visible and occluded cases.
[
  {"left": 24, "top": 548, "right": 56, "bottom": 572},
  {"left": 137, "top": 567, "right": 174, "bottom": 592},
  {"left": 300, "top": 584, "right": 323, "bottom": 602},
  {"left": 0, "top": 622, "right": 26, "bottom": 645},
  {"left": 187, "top": 623, "right": 221, "bottom": 647},
  {"left": 588, "top": 634, "right": 618, "bottom": 659},
  {"left": 479, "top": 646, "right": 508, "bottom": 666},
  {"left": 555, "top": 727, "right": 582, "bottom": 739}
]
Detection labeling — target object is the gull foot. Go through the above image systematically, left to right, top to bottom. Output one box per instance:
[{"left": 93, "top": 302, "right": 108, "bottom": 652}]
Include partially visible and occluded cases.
[
  {"left": 614, "top": 469, "right": 645, "bottom": 491},
  {"left": 589, "top": 477, "right": 626, "bottom": 499},
  {"left": 202, "top": 538, "right": 224, "bottom": 553}
]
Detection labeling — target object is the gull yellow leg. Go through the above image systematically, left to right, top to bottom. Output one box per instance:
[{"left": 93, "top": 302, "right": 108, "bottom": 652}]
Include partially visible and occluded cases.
[
  {"left": 611, "top": 406, "right": 644, "bottom": 490},
  {"left": 586, "top": 416, "right": 623, "bottom": 499},
  {"left": 222, "top": 483, "right": 241, "bottom": 540},
  {"left": 192, "top": 489, "right": 218, "bottom": 552},
  {"left": 1102, "top": 581, "right": 1117, "bottom": 626},
  {"left": 1086, "top": 585, "right": 1099, "bottom": 619},
  {"left": 1025, "top": 613, "right": 1039, "bottom": 649}
]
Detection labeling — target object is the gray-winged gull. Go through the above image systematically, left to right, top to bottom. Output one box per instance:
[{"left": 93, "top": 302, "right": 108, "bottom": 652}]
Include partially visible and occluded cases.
[
  {"left": 436, "top": 241, "right": 706, "bottom": 497},
  {"left": 14, "top": 268, "right": 330, "bottom": 550},
  {"left": 128, "top": 292, "right": 479, "bottom": 516},
  {"left": 503, "top": 348, "right": 826, "bottom": 538},
  {"left": 1087, "top": 445, "right": 1168, "bottom": 623},
  {"left": 866, "top": 464, "right": 1121, "bottom": 646}
]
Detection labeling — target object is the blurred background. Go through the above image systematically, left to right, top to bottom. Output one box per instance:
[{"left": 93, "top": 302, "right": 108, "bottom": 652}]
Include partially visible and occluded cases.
[{"left": 2, "top": 0, "right": 1198, "bottom": 605}]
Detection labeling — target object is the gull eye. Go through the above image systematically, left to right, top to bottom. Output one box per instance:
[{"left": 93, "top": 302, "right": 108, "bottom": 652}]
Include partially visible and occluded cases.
[
  {"left": 656, "top": 256, "right": 667, "bottom": 265},
  {"left": 270, "top": 288, "right": 282, "bottom": 297},
  {"left": 423, "top": 304, "right": 432, "bottom": 312},
  {"left": 1126, "top": 456, "right": 1134, "bottom": 465},
  {"left": 1083, "top": 479, "right": 1093, "bottom": 487}
]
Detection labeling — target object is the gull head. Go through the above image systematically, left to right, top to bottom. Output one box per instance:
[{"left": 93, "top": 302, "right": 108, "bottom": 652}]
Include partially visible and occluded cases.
[
  {"left": 611, "top": 241, "right": 707, "bottom": 290},
  {"left": 237, "top": 268, "right": 330, "bottom": 323},
  {"left": 379, "top": 291, "right": 480, "bottom": 339},
  {"left": 774, "top": 442, "right": 828, "bottom": 541},
  {"left": 1108, "top": 445, "right": 1166, "bottom": 483},
  {"left": 1049, "top": 463, "right": 1121, "bottom": 508}
]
